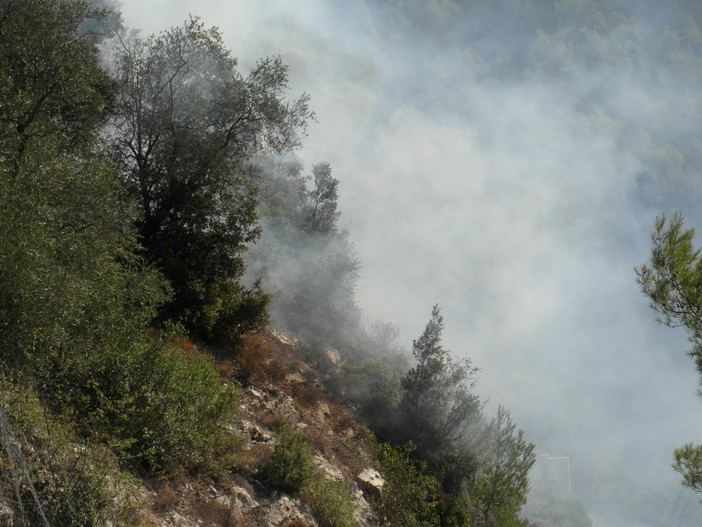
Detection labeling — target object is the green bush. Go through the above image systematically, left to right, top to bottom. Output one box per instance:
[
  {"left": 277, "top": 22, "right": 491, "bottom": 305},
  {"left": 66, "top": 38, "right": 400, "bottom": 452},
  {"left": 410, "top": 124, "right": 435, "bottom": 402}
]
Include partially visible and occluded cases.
[
  {"left": 40, "top": 325, "right": 239, "bottom": 473},
  {"left": 262, "top": 418, "right": 314, "bottom": 493},
  {"left": 373, "top": 443, "right": 440, "bottom": 527},
  {"left": 306, "top": 476, "right": 358, "bottom": 527}
]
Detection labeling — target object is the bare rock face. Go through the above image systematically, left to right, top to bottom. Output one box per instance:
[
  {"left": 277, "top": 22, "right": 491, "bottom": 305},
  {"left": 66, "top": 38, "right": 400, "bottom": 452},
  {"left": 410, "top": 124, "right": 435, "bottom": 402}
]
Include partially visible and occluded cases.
[
  {"left": 314, "top": 454, "right": 345, "bottom": 481},
  {"left": 357, "top": 468, "right": 385, "bottom": 499},
  {"left": 267, "top": 495, "right": 315, "bottom": 526}
]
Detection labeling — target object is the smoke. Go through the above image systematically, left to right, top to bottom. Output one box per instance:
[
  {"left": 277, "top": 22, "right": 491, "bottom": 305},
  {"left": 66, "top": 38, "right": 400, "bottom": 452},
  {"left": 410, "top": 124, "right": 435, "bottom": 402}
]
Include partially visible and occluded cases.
[{"left": 117, "top": 1, "right": 702, "bottom": 525}]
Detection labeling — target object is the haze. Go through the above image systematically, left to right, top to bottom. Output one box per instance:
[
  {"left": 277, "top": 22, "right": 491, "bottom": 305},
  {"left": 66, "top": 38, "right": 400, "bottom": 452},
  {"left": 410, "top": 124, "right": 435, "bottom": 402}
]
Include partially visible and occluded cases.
[{"left": 117, "top": 1, "right": 702, "bottom": 525}]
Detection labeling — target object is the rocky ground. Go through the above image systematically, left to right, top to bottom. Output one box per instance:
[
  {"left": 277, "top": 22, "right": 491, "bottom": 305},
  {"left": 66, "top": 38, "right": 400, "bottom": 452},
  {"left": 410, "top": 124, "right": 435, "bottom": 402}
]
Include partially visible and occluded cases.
[{"left": 131, "top": 329, "right": 384, "bottom": 527}]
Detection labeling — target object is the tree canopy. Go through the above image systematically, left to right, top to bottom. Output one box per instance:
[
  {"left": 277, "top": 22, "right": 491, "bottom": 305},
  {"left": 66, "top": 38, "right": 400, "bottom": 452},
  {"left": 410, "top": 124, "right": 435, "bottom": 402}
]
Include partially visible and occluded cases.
[{"left": 108, "top": 17, "right": 313, "bottom": 342}]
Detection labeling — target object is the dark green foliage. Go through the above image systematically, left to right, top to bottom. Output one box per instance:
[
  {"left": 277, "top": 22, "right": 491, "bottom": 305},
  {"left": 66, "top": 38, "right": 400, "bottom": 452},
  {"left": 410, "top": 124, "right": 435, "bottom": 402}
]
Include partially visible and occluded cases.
[
  {"left": 0, "top": 0, "right": 114, "bottom": 174},
  {"left": 0, "top": 0, "right": 240, "bottom": 478},
  {"left": 109, "top": 18, "right": 312, "bottom": 342},
  {"left": 0, "top": 140, "right": 166, "bottom": 373},
  {"left": 304, "top": 162, "right": 340, "bottom": 234},
  {"left": 636, "top": 213, "right": 702, "bottom": 366},
  {"left": 397, "top": 305, "right": 482, "bottom": 491},
  {"left": 57, "top": 329, "right": 239, "bottom": 473},
  {"left": 341, "top": 359, "right": 401, "bottom": 439},
  {"left": 472, "top": 407, "right": 535, "bottom": 527},
  {"left": 263, "top": 418, "right": 314, "bottom": 493},
  {"left": 373, "top": 443, "right": 440, "bottom": 527},
  {"left": 674, "top": 443, "right": 702, "bottom": 493},
  {"left": 306, "top": 476, "right": 358, "bottom": 527}
]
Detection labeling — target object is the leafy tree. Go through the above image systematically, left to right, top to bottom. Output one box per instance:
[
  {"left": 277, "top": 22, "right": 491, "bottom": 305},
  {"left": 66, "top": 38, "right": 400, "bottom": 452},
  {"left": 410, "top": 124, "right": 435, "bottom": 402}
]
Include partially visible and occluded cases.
[
  {"left": 0, "top": 0, "right": 114, "bottom": 176},
  {"left": 0, "top": 0, "right": 164, "bottom": 373},
  {"left": 108, "top": 17, "right": 312, "bottom": 342},
  {"left": 304, "top": 161, "right": 340, "bottom": 234},
  {"left": 637, "top": 212, "right": 702, "bottom": 494},
  {"left": 398, "top": 305, "right": 483, "bottom": 489},
  {"left": 472, "top": 406, "right": 535, "bottom": 527}
]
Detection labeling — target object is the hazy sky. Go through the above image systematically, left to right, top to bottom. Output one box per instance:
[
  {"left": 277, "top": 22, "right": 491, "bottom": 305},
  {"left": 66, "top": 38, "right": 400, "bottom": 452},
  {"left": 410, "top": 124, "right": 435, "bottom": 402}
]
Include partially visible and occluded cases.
[{"left": 117, "top": 1, "right": 702, "bottom": 524}]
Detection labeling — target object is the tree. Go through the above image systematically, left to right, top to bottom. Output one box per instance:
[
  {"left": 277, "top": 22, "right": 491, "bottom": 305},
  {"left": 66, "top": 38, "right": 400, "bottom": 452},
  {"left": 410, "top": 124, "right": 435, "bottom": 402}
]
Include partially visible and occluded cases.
[
  {"left": 0, "top": 0, "right": 114, "bottom": 176},
  {"left": 0, "top": 0, "right": 162, "bottom": 372},
  {"left": 108, "top": 17, "right": 313, "bottom": 342},
  {"left": 246, "top": 157, "right": 362, "bottom": 347},
  {"left": 304, "top": 161, "right": 340, "bottom": 234},
  {"left": 637, "top": 212, "right": 702, "bottom": 494},
  {"left": 398, "top": 305, "right": 483, "bottom": 494},
  {"left": 399, "top": 306, "right": 482, "bottom": 460},
  {"left": 472, "top": 406, "right": 535, "bottom": 527}
]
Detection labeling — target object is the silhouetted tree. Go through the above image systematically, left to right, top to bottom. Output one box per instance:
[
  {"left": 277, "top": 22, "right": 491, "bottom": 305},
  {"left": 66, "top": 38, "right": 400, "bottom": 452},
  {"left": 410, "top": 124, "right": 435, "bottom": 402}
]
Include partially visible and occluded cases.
[
  {"left": 108, "top": 17, "right": 313, "bottom": 342},
  {"left": 397, "top": 305, "right": 483, "bottom": 501}
]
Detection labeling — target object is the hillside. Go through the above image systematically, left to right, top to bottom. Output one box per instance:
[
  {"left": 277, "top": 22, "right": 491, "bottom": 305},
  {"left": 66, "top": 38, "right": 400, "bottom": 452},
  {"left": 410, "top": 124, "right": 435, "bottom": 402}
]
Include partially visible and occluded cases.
[
  {"left": 0, "top": 1, "right": 570, "bottom": 526},
  {"left": 120, "top": 329, "right": 383, "bottom": 527}
]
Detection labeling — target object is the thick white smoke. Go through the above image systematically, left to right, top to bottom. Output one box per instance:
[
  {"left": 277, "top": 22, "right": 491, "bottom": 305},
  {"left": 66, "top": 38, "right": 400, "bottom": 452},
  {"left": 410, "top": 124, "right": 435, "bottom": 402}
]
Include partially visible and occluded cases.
[{"left": 118, "top": 1, "right": 702, "bottom": 524}]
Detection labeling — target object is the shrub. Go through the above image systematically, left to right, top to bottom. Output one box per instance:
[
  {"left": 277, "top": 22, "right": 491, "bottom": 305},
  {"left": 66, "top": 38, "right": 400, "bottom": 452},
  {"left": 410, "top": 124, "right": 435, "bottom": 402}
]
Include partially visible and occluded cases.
[
  {"left": 46, "top": 326, "right": 240, "bottom": 473},
  {"left": 237, "top": 334, "right": 287, "bottom": 385},
  {"left": 262, "top": 419, "right": 314, "bottom": 493},
  {"left": 372, "top": 443, "right": 440, "bottom": 527},
  {"left": 306, "top": 476, "right": 358, "bottom": 527}
]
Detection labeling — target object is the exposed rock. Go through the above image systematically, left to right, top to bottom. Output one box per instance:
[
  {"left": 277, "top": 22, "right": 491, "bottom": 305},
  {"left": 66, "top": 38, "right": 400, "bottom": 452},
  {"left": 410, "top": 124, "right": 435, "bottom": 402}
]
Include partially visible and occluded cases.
[
  {"left": 269, "top": 328, "right": 300, "bottom": 347},
  {"left": 323, "top": 347, "right": 341, "bottom": 366},
  {"left": 247, "top": 387, "right": 264, "bottom": 399},
  {"left": 315, "top": 401, "right": 331, "bottom": 421},
  {"left": 240, "top": 418, "right": 273, "bottom": 443},
  {"left": 314, "top": 454, "right": 345, "bottom": 481},
  {"left": 357, "top": 468, "right": 384, "bottom": 499},
  {"left": 267, "top": 495, "right": 315, "bottom": 527}
]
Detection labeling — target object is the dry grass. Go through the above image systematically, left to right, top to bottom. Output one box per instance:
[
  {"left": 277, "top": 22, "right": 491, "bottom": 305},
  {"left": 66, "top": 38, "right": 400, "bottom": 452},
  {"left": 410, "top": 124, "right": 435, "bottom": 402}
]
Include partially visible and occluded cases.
[
  {"left": 237, "top": 335, "right": 290, "bottom": 384},
  {"left": 218, "top": 359, "right": 236, "bottom": 380},
  {"left": 291, "top": 381, "right": 323, "bottom": 407},
  {"left": 333, "top": 409, "right": 356, "bottom": 432},
  {"left": 261, "top": 412, "right": 287, "bottom": 431},
  {"left": 235, "top": 443, "right": 272, "bottom": 474},
  {"left": 152, "top": 483, "right": 178, "bottom": 511},
  {"left": 197, "top": 498, "right": 243, "bottom": 527}
]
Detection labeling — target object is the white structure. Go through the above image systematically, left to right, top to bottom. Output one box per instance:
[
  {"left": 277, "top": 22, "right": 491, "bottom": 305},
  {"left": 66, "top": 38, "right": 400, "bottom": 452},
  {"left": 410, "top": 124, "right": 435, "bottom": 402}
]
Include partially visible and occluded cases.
[{"left": 531, "top": 454, "right": 572, "bottom": 494}]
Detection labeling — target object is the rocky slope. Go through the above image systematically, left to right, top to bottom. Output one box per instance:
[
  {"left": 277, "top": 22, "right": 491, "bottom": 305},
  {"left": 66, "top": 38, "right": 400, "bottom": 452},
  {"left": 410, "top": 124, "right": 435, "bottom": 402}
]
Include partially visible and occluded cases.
[{"left": 130, "top": 329, "right": 384, "bottom": 527}]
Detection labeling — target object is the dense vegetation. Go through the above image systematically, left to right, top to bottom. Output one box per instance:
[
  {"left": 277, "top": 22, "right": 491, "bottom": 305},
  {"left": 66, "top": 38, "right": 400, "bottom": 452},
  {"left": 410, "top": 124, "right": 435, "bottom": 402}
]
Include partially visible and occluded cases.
[{"left": 0, "top": 0, "right": 538, "bottom": 525}]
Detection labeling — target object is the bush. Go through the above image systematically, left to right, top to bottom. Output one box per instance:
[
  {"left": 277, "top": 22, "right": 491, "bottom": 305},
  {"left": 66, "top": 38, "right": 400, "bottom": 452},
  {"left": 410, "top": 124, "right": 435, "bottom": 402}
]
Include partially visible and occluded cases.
[
  {"left": 44, "top": 326, "right": 239, "bottom": 473},
  {"left": 262, "top": 418, "right": 314, "bottom": 493},
  {"left": 372, "top": 443, "right": 440, "bottom": 527},
  {"left": 306, "top": 476, "right": 358, "bottom": 527}
]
